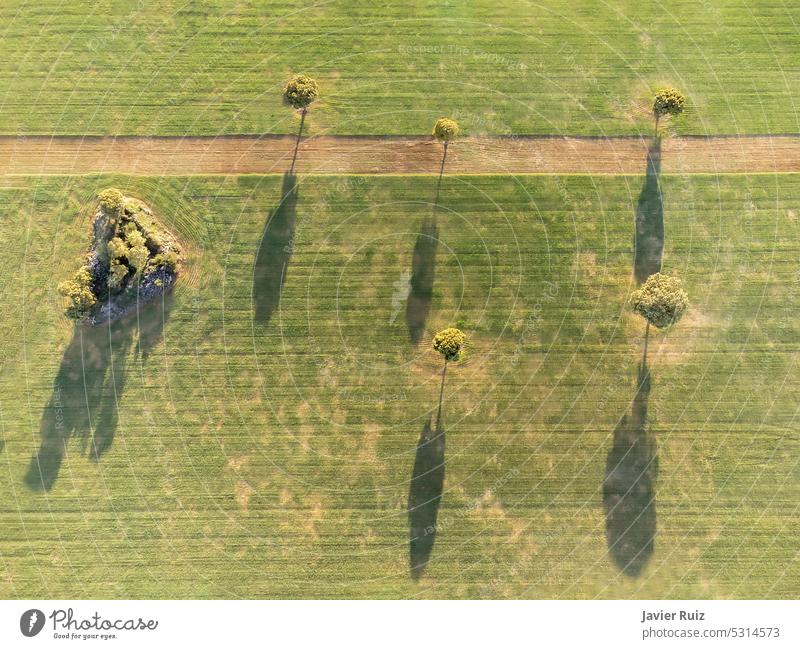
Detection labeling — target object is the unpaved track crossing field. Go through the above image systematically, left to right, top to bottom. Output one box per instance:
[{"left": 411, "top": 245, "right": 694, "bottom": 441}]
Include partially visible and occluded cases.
[{"left": 1, "top": 135, "right": 799, "bottom": 176}]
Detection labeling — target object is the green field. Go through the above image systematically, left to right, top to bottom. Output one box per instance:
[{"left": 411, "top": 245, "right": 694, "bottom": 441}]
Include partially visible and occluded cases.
[
  {"left": 0, "top": 0, "right": 798, "bottom": 136},
  {"left": 0, "top": 171, "right": 797, "bottom": 598}
]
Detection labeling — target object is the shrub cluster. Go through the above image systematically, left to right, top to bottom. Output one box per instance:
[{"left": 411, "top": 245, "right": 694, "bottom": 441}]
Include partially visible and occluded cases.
[
  {"left": 58, "top": 189, "right": 181, "bottom": 321},
  {"left": 58, "top": 266, "right": 97, "bottom": 319},
  {"left": 631, "top": 272, "right": 689, "bottom": 329},
  {"left": 432, "top": 327, "right": 467, "bottom": 361}
]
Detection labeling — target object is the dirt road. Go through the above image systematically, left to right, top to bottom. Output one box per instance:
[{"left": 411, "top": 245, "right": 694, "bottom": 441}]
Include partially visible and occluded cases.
[{"left": 1, "top": 134, "right": 798, "bottom": 175}]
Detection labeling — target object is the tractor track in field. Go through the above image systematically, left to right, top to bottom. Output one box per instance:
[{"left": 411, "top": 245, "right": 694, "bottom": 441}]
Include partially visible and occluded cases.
[{"left": 1, "top": 134, "right": 799, "bottom": 176}]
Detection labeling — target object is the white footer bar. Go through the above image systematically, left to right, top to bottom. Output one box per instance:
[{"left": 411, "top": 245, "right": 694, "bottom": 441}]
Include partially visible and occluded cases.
[{"left": 0, "top": 600, "right": 796, "bottom": 648}]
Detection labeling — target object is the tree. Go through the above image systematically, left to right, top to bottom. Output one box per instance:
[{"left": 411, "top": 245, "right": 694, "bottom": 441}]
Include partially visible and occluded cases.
[
  {"left": 283, "top": 74, "right": 319, "bottom": 172},
  {"left": 283, "top": 74, "right": 319, "bottom": 110},
  {"left": 652, "top": 88, "right": 685, "bottom": 134},
  {"left": 433, "top": 117, "right": 459, "bottom": 143},
  {"left": 432, "top": 118, "right": 459, "bottom": 202},
  {"left": 97, "top": 188, "right": 125, "bottom": 215},
  {"left": 106, "top": 236, "right": 129, "bottom": 262},
  {"left": 127, "top": 244, "right": 150, "bottom": 275},
  {"left": 108, "top": 259, "right": 129, "bottom": 290},
  {"left": 58, "top": 266, "right": 97, "bottom": 319},
  {"left": 631, "top": 272, "right": 688, "bottom": 361},
  {"left": 432, "top": 327, "right": 466, "bottom": 426},
  {"left": 433, "top": 327, "right": 465, "bottom": 361}
]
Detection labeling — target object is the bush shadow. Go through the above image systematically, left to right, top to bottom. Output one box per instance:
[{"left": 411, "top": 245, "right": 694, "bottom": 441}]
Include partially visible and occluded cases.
[
  {"left": 633, "top": 139, "right": 664, "bottom": 285},
  {"left": 253, "top": 172, "right": 298, "bottom": 325},
  {"left": 405, "top": 217, "right": 439, "bottom": 344},
  {"left": 135, "top": 288, "right": 175, "bottom": 360},
  {"left": 92, "top": 289, "right": 175, "bottom": 458},
  {"left": 25, "top": 292, "right": 174, "bottom": 491},
  {"left": 602, "top": 362, "right": 658, "bottom": 576},
  {"left": 408, "top": 415, "right": 446, "bottom": 580}
]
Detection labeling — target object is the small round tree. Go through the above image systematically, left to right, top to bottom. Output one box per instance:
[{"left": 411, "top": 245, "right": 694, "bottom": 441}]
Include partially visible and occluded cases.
[
  {"left": 283, "top": 74, "right": 320, "bottom": 172},
  {"left": 283, "top": 74, "right": 319, "bottom": 111},
  {"left": 653, "top": 88, "right": 685, "bottom": 134},
  {"left": 432, "top": 118, "right": 459, "bottom": 195},
  {"left": 433, "top": 118, "right": 459, "bottom": 143},
  {"left": 631, "top": 272, "right": 689, "bottom": 362},
  {"left": 432, "top": 327, "right": 466, "bottom": 426},
  {"left": 433, "top": 327, "right": 466, "bottom": 361}
]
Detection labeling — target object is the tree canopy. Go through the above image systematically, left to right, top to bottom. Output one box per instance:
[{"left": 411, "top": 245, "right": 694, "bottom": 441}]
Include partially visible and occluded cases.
[
  {"left": 283, "top": 74, "right": 320, "bottom": 110},
  {"left": 653, "top": 88, "right": 685, "bottom": 119},
  {"left": 432, "top": 117, "right": 459, "bottom": 142},
  {"left": 98, "top": 188, "right": 125, "bottom": 215},
  {"left": 631, "top": 272, "right": 689, "bottom": 329},
  {"left": 432, "top": 327, "right": 466, "bottom": 361}
]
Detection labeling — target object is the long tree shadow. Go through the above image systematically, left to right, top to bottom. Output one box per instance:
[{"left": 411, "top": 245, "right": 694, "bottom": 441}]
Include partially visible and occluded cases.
[
  {"left": 633, "top": 139, "right": 664, "bottom": 285},
  {"left": 253, "top": 172, "right": 298, "bottom": 325},
  {"left": 405, "top": 217, "right": 439, "bottom": 344},
  {"left": 25, "top": 292, "right": 174, "bottom": 491},
  {"left": 603, "top": 362, "right": 658, "bottom": 576},
  {"left": 408, "top": 415, "right": 446, "bottom": 580}
]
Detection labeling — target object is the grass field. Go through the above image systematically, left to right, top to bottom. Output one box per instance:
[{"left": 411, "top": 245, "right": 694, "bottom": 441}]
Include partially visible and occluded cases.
[
  {"left": 0, "top": 1, "right": 798, "bottom": 137},
  {"left": 0, "top": 171, "right": 797, "bottom": 598}
]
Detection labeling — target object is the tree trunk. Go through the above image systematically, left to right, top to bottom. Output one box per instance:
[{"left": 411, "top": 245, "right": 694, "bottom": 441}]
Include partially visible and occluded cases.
[{"left": 289, "top": 108, "right": 307, "bottom": 174}]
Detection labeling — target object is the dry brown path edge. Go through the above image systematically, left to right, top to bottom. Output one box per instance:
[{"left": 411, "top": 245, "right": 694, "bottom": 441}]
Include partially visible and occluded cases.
[{"left": 1, "top": 134, "right": 799, "bottom": 175}]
